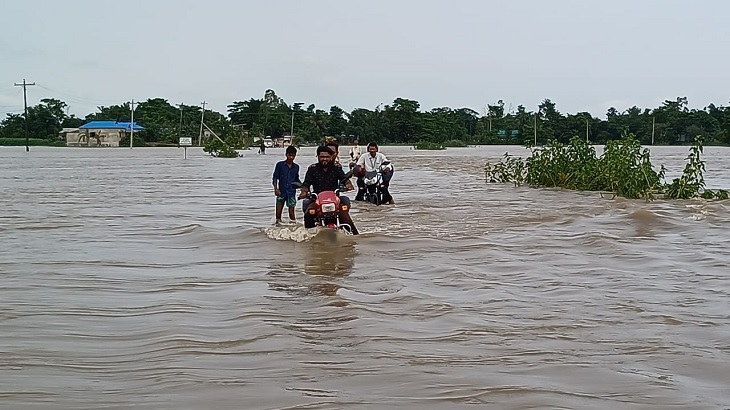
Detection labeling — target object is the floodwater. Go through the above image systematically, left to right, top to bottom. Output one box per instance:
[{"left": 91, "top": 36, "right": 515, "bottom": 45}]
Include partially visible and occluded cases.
[{"left": 1, "top": 144, "right": 729, "bottom": 410}]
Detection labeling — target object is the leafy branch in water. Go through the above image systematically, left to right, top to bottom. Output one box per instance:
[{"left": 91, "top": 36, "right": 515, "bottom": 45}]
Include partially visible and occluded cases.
[
  {"left": 485, "top": 133, "right": 728, "bottom": 200},
  {"left": 662, "top": 136, "right": 728, "bottom": 199},
  {"left": 203, "top": 137, "right": 240, "bottom": 158},
  {"left": 443, "top": 139, "right": 468, "bottom": 147},
  {"left": 414, "top": 141, "right": 446, "bottom": 150},
  {"left": 485, "top": 153, "right": 526, "bottom": 186}
]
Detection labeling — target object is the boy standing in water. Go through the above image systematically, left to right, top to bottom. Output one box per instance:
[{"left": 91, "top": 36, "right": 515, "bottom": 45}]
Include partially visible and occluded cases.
[{"left": 272, "top": 146, "right": 301, "bottom": 224}]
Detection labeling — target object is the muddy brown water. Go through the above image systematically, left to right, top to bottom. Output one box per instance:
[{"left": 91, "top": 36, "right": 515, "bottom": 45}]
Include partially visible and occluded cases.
[{"left": 1, "top": 145, "right": 729, "bottom": 409}]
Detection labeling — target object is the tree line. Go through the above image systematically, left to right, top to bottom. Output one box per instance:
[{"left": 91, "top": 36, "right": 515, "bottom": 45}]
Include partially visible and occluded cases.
[{"left": 1, "top": 89, "right": 729, "bottom": 146}]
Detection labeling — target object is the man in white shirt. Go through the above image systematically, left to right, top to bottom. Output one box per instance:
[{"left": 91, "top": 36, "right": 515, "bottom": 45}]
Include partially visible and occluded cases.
[{"left": 355, "top": 142, "right": 394, "bottom": 204}]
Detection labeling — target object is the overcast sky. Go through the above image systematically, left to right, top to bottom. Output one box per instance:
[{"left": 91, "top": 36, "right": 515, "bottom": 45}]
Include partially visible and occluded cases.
[{"left": 1, "top": 0, "right": 728, "bottom": 119}]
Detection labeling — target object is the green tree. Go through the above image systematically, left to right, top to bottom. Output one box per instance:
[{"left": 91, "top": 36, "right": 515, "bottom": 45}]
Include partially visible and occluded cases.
[
  {"left": 0, "top": 98, "right": 69, "bottom": 139},
  {"left": 30, "top": 98, "right": 68, "bottom": 138},
  {"left": 134, "top": 98, "right": 179, "bottom": 143},
  {"left": 228, "top": 98, "right": 264, "bottom": 129},
  {"left": 385, "top": 98, "right": 421, "bottom": 143},
  {"left": 85, "top": 103, "right": 132, "bottom": 122},
  {"left": 327, "top": 105, "right": 348, "bottom": 137},
  {"left": 0, "top": 113, "right": 24, "bottom": 138},
  {"left": 62, "top": 115, "right": 84, "bottom": 128}
]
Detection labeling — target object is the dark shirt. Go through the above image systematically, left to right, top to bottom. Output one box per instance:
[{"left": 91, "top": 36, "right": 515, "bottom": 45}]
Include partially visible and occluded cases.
[
  {"left": 272, "top": 160, "right": 300, "bottom": 198},
  {"left": 302, "top": 162, "right": 347, "bottom": 194}
]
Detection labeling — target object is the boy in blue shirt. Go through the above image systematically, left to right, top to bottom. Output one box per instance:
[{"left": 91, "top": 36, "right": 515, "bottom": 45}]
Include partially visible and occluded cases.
[{"left": 272, "top": 146, "right": 301, "bottom": 224}]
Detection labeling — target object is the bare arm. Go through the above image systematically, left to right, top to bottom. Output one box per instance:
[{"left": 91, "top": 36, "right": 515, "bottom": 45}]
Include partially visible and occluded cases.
[
  {"left": 272, "top": 163, "right": 281, "bottom": 195},
  {"left": 299, "top": 167, "right": 313, "bottom": 198}
]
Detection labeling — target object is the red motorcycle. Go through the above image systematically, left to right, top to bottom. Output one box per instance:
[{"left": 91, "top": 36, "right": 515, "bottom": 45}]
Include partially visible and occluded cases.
[{"left": 293, "top": 181, "right": 356, "bottom": 235}]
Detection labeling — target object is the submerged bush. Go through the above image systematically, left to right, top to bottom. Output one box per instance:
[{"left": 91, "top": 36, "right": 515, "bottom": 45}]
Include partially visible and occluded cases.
[
  {"left": 485, "top": 133, "right": 728, "bottom": 200},
  {"left": 661, "top": 136, "right": 727, "bottom": 199},
  {"left": 0, "top": 138, "right": 66, "bottom": 147},
  {"left": 203, "top": 139, "right": 239, "bottom": 158},
  {"left": 442, "top": 139, "right": 468, "bottom": 148},
  {"left": 414, "top": 141, "right": 445, "bottom": 150}
]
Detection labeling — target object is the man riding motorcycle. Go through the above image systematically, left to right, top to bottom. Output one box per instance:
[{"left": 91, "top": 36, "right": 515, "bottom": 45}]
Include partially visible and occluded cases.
[
  {"left": 354, "top": 142, "right": 394, "bottom": 204},
  {"left": 298, "top": 145, "right": 360, "bottom": 235}
]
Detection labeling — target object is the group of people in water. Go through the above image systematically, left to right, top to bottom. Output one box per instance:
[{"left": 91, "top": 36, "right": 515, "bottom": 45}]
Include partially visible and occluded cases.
[{"left": 271, "top": 140, "right": 393, "bottom": 235}]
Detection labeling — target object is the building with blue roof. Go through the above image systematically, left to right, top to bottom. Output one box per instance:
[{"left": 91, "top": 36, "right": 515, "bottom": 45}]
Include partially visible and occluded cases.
[{"left": 65, "top": 121, "right": 144, "bottom": 147}]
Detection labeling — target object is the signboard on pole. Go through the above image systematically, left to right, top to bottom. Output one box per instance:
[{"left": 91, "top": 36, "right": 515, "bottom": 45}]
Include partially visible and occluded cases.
[{"left": 179, "top": 137, "right": 192, "bottom": 159}]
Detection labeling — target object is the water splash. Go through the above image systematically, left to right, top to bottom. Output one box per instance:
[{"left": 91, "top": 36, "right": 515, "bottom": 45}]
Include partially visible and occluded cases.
[{"left": 263, "top": 224, "right": 319, "bottom": 242}]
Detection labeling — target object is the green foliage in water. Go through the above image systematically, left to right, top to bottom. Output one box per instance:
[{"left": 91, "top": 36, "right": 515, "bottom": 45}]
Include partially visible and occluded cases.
[
  {"left": 485, "top": 133, "right": 728, "bottom": 200},
  {"left": 118, "top": 135, "right": 147, "bottom": 147},
  {"left": 662, "top": 136, "right": 729, "bottom": 200},
  {"left": 0, "top": 138, "right": 66, "bottom": 147},
  {"left": 203, "top": 138, "right": 239, "bottom": 158},
  {"left": 442, "top": 139, "right": 468, "bottom": 148},
  {"left": 414, "top": 141, "right": 445, "bottom": 150}
]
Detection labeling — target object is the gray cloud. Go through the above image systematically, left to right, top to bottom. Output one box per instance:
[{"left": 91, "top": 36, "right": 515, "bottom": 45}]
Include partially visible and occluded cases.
[{"left": 1, "top": 0, "right": 728, "bottom": 118}]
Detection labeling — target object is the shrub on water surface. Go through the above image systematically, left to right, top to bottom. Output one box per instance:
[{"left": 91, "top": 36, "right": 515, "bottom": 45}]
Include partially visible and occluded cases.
[
  {"left": 485, "top": 133, "right": 728, "bottom": 200},
  {"left": 595, "top": 135, "right": 663, "bottom": 199},
  {"left": 0, "top": 138, "right": 66, "bottom": 147},
  {"left": 203, "top": 138, "right": 239, "bottom": 158},
  {"left": 442, "top": 139, "right": 468, "bottom": 148},
  {"left": 414, "top": 141, "right": 445, "bottom": 150}
]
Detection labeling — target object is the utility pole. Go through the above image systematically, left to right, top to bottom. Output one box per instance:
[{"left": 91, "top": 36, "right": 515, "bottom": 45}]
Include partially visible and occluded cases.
[
  {"left": 14, "top": 79, "right": 36, "bottom": 152},
  {"left": 130, "top": 99, "right": 135, "bottom": 148},
  {"left": 198, "top": 101, "right": 206, "bottom": 146},
  {"left": 178, "top": 102, "right": 184, "bottom": 140},
  {"left": 484, "top": 106, "right": 492, "bottom": 132},
  {"left": 290, "top": 111, "right": 294, "bottom": 137},
  {"left": 534, "top": 113, "right": 538, "bottom": 146},
  {"left": 651, "top": 116, "right": 655, "bottom": 145},
  {"left": 586, "top": 118, "right": 590, "bottom": 143}
]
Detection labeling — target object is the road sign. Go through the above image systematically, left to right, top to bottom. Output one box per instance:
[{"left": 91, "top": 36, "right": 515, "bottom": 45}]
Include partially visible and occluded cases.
[{"left": 179, "top": 137, "right": 193, "bottom": 159}]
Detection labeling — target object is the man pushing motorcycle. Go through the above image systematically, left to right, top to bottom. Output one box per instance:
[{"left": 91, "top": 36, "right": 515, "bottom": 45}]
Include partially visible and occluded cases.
[
  {"left": 354, "top": 142, "right": 394, "bottom": 204},
  {"left": 298, "top": 145, "right": 360, "bottom": 235}
]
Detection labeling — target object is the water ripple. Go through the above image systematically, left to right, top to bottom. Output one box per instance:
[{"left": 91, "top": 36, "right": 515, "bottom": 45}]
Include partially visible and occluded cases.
[{"left": 1, "top": 146, "right": 729, "bottom": 409}]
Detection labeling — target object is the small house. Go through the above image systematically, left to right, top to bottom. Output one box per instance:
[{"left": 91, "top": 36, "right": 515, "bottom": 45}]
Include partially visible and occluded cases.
[
  {"left": 67, "top": 121, "right": 144, "bottom": 147},
  {"left": 59, "top": 127, "right": 81, "bottom": 143}
]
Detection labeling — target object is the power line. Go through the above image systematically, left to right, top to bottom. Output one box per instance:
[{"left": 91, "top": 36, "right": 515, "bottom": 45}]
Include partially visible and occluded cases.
[
  {"left": 14, "top": 79, "right": 35, "bottom": 152},
  {"left": 34, "top": 83, "right": 115, "bottom": 106}
]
